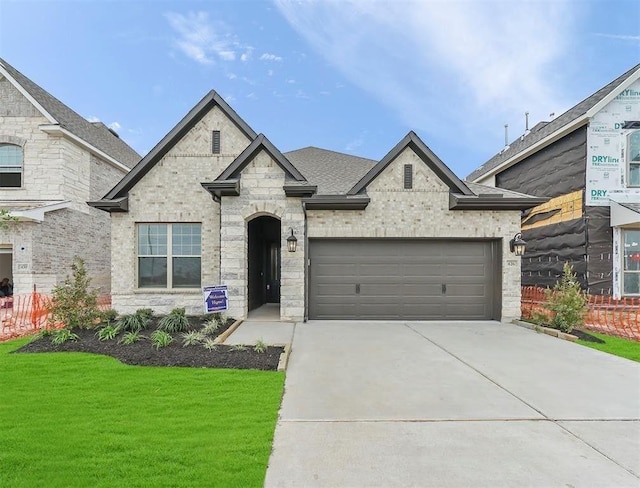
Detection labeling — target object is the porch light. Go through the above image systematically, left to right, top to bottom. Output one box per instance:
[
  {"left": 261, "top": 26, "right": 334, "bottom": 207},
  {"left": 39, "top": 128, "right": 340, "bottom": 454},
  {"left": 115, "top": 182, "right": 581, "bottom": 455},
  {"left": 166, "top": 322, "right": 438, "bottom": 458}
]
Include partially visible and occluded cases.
[
  {"left": 286, "top": 228, "right": 297, "bottom": 252},
  {"left": 509, "top": 232, "right": 526, "bottom": 256}
]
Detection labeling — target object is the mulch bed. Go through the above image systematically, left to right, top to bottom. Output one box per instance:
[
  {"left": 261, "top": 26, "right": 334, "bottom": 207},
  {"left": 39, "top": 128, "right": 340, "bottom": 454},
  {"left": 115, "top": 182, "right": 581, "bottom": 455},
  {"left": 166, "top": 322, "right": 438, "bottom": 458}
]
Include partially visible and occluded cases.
[{"left": 13, "top": 316, "right": 284, "bottom": 371}]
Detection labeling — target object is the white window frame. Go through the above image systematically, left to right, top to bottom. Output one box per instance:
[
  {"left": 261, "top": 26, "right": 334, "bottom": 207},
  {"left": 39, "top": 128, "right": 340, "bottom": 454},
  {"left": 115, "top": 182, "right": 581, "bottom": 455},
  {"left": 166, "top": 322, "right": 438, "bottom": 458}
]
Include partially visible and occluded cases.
[
  {"left": 627, "top": 130, "right": 640, "bottom": 188},
  {"left": 0, "top": 144, "right": 23, "bottom": 188},
  {"left": 136, "top": 223, "right": 202, "bottom": 289},
  {"left": 622, "top": 229, "right": 640, "bottom": 297}
]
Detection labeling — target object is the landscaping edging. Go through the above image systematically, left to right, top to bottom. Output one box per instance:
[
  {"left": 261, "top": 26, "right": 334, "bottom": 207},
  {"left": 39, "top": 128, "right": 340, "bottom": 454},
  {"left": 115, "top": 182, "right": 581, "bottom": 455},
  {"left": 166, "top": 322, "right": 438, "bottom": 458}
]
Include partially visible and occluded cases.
[{"left": 513, "top": 319, "right": 579, "bottom": 342}]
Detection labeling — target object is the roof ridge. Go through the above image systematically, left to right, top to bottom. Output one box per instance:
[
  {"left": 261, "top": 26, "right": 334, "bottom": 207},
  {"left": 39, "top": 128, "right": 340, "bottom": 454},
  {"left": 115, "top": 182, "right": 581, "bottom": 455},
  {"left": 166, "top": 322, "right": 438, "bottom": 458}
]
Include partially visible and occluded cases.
[{"left": 285, "top": 145, "right": 377, "bottom": 163}]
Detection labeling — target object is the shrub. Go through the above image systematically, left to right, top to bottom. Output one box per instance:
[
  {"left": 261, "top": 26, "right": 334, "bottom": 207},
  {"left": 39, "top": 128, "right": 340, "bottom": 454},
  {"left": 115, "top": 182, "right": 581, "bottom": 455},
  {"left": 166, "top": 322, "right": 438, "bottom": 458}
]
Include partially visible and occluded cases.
[
  {"left": 48, "top": 257, "right": 102, "bottom": 330},
  {"left": 545, "top": 263, "right": 588, "bottom": 333},
  {"left": 136, "top": 308, "right": 154, "bottom": 321},
  {"left": 157, "top": 308, "right": 190, "bottom": 333},
  {"left": 101, "top": 309, "right": 118, "bottom": 324},
  {"left": 116, "top": 313, "right": 148, "bottom": 333},
  {"left": 202, "top": 318, "right": 221, "bottom": 336},
  {"left": 96, "top": 325, "right": 119, "bottom": 341},
  {"left": 50, "top": 328, "right": 79, "bottom": 345},
  {"left": 150, "top": 330, "right": 173, "bottom": 349},
  {"left": 182, "top": 330, "right": 205, "bottom": 347},
  {"left": 119, "top": 331, "right": 141, "bottom": 345},
  {"left": 202, "top": 338, "right": 218, "bottom": 351},
  {"left": 254, "top": 339, "right": 267, "bottom": 354},
  {"left": 230, "top": 344, "right": 247, "bottom": 352}
]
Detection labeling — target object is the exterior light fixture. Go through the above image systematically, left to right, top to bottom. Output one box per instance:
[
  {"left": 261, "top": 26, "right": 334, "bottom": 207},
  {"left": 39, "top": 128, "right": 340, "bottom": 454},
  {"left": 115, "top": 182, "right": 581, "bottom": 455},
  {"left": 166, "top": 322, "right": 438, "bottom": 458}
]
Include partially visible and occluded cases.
[
  {"left": 286, "top": 228, "right": 297, "bottom": 252},
  {"left": 509, "top": 232, "right": 526, "bottom": 256}
]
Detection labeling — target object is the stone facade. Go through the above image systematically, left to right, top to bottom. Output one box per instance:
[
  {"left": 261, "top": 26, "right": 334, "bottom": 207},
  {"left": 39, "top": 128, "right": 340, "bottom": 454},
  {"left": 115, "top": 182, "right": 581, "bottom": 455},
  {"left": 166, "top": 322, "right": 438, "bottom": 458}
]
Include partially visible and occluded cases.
[
  {"left": 0, "top": 74, "right": 129, "bottom": 294},
  {"left": 306, "top": 148, "right": 522, "bottom": 321}
]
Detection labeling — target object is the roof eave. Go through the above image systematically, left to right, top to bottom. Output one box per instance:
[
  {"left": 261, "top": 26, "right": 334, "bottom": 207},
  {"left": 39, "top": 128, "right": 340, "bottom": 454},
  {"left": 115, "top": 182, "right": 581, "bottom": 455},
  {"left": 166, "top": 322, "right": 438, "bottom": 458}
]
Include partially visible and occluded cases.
[
  {"left": 201, "top": 180, "right": 240, "bottom": 199},
  {"left": 283, "top": 184, "right": 317, "bottom": 197},
  {"left": 449, "top": 193, "right": 549, "bottom": 210},
  {"left": 87, "top": 196, "right": 129, "bottom": 213},
  {"left": 302, "top": 196, "right": 370, "bottom": 210}
]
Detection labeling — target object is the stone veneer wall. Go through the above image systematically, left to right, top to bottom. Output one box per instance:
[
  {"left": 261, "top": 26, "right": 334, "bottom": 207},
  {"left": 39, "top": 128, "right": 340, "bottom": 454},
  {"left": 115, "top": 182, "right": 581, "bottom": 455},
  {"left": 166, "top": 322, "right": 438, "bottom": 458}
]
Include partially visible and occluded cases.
[
  {"left": 110, "top": 106, "right": 252, "bottom": 314},
  {"left": 306, "top": 148, "right": 523, "bottom": 321},
  {"left": 220, "top": 150, "right": 305, "bottom": 321}
]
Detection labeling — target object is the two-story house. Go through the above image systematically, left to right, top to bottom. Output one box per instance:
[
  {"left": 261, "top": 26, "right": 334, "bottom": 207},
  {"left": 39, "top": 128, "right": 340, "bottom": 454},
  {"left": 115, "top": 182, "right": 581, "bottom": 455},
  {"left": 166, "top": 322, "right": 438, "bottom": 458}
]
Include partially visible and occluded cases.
[
  {"left": 0, "top": 58, "right": 140, "bottom": 294},
  {"left": 468, "top": 63, "right": 640, "bottom": 299}
]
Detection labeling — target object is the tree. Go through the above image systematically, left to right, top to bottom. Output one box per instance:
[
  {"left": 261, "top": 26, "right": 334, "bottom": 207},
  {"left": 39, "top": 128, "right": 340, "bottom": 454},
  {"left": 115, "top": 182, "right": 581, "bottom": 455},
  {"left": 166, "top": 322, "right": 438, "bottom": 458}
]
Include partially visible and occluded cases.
[{"left": 545, "top": 262, "right": 588, "bottom": 333}]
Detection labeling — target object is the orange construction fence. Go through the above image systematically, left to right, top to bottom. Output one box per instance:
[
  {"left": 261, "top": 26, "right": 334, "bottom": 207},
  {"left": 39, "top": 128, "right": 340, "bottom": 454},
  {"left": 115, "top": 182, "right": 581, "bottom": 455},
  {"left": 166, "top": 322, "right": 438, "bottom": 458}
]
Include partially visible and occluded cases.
[
  {"left": 521, "top": 286, "right": 640, "bottom": 341},
  {"left": 0, "top": 293, "right": 112, "bottom": 342}
]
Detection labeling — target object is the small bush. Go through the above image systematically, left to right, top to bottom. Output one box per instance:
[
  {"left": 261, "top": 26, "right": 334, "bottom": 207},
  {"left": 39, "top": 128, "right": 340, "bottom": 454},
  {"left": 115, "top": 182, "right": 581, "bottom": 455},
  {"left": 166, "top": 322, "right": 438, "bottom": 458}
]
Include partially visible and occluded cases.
[
  {"left": 48, "top": 257, "right": 102, "bottom": 330},
  {"left": 545, "top": 263, "right": 588, "bottom": 333},
  {"left": 136, "top": 308, "right": 154, "bottom": 321},
  {"left": 157, "top": 308, "right": 190, "bottom": 333},
  {"left": 101, "top": 309, "right": 118, "bottom": 324},
  {"left": 116, "top": 313, "right": 148, "bottom": 333},
  {"left": 202, "top": 318, "right": 221, "bottom": 336},
  {"left": 96, "top": 325, "right": 119, "bottom": 341},
  {"left": 51, "top": 329, "right": 79, "bottom": 345},
  {"left": 150, "top": 330, "right": 173, "bottom": 349},
  {"left": 182, "top": 330, "right": 205, "bottom": 347},
  {"left": 119, "top": 331, "right": 141, "bottom": 345},
  {"left": 202, "top": 338, "right": 218, "bottom": 351},
  {"left": 254, "top": 339, "right": 267, "bottom": 354},
  {"left": 230, "top": 344, "right": 247, "bottom": 352}
]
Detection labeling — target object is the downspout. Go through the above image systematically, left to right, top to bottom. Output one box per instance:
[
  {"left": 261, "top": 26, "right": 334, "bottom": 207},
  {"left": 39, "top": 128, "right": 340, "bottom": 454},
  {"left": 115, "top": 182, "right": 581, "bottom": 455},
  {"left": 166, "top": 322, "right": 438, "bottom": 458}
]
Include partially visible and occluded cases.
[{"left": 303, "top": 200, "right": 309, "bottom": 322}]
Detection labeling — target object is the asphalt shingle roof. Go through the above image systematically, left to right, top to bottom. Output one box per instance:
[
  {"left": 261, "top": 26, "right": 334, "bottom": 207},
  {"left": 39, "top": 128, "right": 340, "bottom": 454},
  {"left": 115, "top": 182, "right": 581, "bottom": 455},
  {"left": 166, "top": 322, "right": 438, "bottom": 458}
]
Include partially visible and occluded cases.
[
  {"left": 0, "top": 58, "right": 140, "bottom": 168},
  {"left": 467, "top": 63, "right": 640, "bottom": 182},
  {"left": 284, "top": 147, "right": 377, "bottom": 195}
]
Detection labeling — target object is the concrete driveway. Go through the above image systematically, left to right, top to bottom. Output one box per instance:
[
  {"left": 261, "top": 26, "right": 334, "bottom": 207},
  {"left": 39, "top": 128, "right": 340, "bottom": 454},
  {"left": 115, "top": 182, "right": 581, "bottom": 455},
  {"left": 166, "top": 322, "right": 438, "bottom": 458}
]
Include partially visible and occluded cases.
[{"left": 265, "top": 321, "right": 640, "bottom": 487}]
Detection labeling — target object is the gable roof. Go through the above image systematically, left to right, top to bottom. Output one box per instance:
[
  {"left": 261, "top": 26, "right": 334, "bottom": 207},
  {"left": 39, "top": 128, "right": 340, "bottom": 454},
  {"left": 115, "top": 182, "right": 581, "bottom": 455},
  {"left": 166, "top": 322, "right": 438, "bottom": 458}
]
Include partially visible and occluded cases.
[
  {"left": 0, "top": 58, "right": 140, "bottom": 168},
  {"left": 468, "top": 63, "right": 640, "bottom": 182},
  {"left": 103, "top": 90, "right": 257, "bottom": 200},
  {"left": 348, "top": 131, "right": 474, "bottom": 196},
  {"left": 216, "top": 133, "right": 306, "bottom": 181},
  {"left": 285, "top": 147, "right": 376, "bottom": 195}
]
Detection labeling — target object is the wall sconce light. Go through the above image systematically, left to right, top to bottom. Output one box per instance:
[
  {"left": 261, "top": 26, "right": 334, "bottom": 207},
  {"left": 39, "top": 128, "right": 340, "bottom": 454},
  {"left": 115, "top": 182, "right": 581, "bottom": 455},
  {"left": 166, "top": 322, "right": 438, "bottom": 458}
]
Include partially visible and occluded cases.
[
  {"left": 286, "top": 228, "right": 297, "bottom": 252},
  {"left": 509, "top": 232, "right": 526, "bottom": 256}
]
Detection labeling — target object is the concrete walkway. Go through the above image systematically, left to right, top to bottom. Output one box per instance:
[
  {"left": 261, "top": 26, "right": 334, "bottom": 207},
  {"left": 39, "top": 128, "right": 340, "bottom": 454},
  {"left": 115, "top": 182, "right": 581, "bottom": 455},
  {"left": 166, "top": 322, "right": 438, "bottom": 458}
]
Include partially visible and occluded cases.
[{"left": 265, "top": 321, "right": 640, "bottom": 487}]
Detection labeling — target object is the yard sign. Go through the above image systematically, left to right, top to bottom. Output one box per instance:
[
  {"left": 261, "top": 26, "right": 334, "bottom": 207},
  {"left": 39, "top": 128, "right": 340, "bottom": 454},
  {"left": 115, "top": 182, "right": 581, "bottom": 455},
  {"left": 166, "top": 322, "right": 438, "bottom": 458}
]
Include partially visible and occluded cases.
[{"left": 202, "top": 285, "right": 228, "bottom": 313}]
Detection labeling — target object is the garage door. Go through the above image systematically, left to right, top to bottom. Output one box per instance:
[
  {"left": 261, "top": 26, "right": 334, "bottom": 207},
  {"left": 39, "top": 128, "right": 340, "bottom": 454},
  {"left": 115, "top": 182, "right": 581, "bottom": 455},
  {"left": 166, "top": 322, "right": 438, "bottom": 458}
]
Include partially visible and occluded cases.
[{"left": 308, "top": 239, "right": 499, "bottom": 320}]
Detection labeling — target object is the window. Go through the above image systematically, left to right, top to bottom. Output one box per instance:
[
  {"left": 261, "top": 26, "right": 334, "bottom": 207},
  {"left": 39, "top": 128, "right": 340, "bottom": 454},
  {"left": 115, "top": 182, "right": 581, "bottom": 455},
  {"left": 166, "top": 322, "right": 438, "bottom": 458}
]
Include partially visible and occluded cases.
[
  {"left": 212, "top": 130, "right": 221, "bottom": 154},
  {"left": 628, "top": 130, "right": 640, "bottom": 187},
  {"left": 0, "top": 144, "right": 23, "bottom": 187},
  {"left": 404, "top": 164, "right": 413, "bottom": 189},
  {"left": 137, "top": 223, "right": 201, "bottom": 288},
  {"left": 623, "top": 230, "right": 640, "bottom": 295}
]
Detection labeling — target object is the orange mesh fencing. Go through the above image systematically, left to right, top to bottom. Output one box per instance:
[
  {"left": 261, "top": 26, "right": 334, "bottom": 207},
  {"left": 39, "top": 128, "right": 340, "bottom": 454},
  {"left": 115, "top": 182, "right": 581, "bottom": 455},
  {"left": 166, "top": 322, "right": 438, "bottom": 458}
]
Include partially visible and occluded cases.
[
  {"left": 521, "top": 286, "right": 640, "bottom": 341},
  {"left": 0, "top": 293, "right": 112, "bottom": 342}
]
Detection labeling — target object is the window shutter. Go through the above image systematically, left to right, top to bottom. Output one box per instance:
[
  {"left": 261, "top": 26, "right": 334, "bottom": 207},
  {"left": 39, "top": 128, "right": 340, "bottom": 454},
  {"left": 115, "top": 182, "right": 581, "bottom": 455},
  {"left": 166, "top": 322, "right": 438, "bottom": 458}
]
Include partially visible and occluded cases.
[
  {"left": 212, "top": 131, "right": 221, "bottom": 154},
  {"left": 404, "top": 164, "right": 413, "bottom": 189}
]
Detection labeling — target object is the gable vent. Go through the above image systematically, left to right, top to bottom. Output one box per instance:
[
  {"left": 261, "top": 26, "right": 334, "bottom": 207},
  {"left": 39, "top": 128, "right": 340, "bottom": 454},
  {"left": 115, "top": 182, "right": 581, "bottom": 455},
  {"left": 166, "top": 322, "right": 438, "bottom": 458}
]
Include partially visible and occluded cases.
[
  {"left": 212, "top": 130, "right": 221, "bottom": 154},
  {"left": 404, "top": 164, "right": 413, "bottom": 189}
]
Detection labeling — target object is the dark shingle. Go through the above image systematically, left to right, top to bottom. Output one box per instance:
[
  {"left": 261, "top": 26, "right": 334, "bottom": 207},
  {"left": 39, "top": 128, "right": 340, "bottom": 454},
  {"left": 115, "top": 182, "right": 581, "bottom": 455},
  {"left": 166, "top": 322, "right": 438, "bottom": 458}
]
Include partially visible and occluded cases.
[
  {"left": 0, "top": 58, "right": 140, "bottom": 168},
  {"left": 468, "top": 63, "right": 640, "bottom": 182},
  {"left": 285, "top": 147, "right": 377, "bottom": 195}
]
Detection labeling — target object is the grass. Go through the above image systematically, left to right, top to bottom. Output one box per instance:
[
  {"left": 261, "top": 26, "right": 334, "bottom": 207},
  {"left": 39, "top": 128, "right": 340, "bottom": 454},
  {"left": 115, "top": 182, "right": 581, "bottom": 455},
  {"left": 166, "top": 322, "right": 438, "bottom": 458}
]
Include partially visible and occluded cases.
[
  {"left": 576, "top": 331, "right": 640, "bottom": 362},
  {"left": 0, "top": 338, "right": 285, "bottom": 488}
]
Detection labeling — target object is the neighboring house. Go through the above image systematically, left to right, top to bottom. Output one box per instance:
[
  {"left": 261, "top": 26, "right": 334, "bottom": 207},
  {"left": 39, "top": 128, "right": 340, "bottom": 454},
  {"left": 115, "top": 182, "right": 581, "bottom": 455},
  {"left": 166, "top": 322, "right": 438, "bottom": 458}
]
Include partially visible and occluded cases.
[
  {"left": 0, "top": 58, "right": 140, "bottom": 294},
  {"left": 468, "top": 63, "right": 640, "bottom": 299},
  {"left": 91, "top": 90, "right": 544, "bottom": 322}
]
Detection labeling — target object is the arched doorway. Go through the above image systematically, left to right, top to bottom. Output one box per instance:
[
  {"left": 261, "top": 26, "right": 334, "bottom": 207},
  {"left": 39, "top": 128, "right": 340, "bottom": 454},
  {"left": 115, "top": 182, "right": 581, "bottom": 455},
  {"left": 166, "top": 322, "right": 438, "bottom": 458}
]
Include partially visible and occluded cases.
[{"left": 247, "top": 216, "right": 281, "bottom": 312}]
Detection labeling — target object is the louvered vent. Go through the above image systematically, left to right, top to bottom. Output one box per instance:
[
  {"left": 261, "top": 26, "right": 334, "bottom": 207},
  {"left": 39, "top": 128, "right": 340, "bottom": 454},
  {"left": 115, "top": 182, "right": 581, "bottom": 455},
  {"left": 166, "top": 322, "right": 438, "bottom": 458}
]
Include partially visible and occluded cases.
[{"left": 212, "top": 131, "right": 221, "bottom": 154}]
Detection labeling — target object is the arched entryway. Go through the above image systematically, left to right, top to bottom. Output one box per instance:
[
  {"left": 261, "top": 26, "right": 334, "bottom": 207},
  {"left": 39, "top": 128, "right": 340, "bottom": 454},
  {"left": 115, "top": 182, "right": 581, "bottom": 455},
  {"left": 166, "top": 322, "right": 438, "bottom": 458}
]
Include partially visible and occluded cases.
[{"left": 247, "top": 215, "right": 281, "bottom": 312}]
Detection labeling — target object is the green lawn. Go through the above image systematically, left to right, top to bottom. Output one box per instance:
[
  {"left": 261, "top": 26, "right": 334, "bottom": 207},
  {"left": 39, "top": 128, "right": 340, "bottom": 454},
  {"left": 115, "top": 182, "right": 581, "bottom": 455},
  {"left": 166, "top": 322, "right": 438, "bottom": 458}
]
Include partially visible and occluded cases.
[
  {"left": 577, "top": 331, "right": 640, "bottom": 362},
  {"left": 0, "top": 338, "right": 285, "bottom": 488}
]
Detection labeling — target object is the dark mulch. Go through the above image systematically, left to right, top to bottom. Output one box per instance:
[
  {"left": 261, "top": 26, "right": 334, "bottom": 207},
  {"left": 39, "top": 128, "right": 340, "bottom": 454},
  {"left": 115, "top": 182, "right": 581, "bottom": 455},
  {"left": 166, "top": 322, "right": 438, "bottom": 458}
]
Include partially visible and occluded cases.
[
  {"left": 14, "top": 316, "right": 284, "bottom": 371},
  {"left": 571, "top": 329, "right": 606, "bottom": 343}
]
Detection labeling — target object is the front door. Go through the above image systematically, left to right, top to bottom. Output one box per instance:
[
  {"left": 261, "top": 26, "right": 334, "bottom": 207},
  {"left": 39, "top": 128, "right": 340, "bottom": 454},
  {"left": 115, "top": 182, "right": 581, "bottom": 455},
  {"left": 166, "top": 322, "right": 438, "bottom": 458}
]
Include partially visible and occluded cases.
[{"left": 247, "top": 216, "right": 281, "bottom": 311}]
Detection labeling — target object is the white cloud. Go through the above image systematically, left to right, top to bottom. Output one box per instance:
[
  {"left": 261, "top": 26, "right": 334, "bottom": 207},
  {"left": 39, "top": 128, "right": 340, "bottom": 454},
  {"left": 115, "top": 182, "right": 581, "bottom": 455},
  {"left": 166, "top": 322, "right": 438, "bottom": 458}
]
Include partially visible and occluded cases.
[
  {"left": 275, "top": 0, "right": 576, "bottom": 162},
  {"left": 164, "top": 11, "right": 243, "bottom": 64},
  {"left": 594, "top": 33, "right": 640, "bottom": 42},
  {"left": 260, "top": 53, "right": 283, "bottom": 62},
  {"left": 267, "top": 69, "right": 274, "bottom": 76},
  {"left": 226, "top": 73, "right": 237, "bottom": 80},
  {"left": 287, "top": 79, "right": 296, "bottom": 84},
  {"left": 246, "top": 92, "right": 258, "bottom": 100},
  {"left": 86, "top": 116, "right": 100, "bottom": 123},
  {"left": 108, "top": 122, "right": 122, "bottom": 131},
  {"left": 345, "top": 131, "right": 367, "bottom": 152}
]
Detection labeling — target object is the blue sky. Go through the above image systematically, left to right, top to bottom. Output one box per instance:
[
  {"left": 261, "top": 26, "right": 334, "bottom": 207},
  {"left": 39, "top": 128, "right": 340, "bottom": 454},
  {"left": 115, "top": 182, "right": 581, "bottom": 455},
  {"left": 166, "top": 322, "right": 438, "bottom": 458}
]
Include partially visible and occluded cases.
[{"left": 0, "top": 0, "right": 638, "bottom": 178}]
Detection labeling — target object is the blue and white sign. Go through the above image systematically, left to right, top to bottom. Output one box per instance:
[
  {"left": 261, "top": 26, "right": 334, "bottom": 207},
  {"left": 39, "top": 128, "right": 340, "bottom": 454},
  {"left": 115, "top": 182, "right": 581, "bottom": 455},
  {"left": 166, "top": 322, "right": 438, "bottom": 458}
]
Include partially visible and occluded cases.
[{"left": 203, "top": 285, "right": 228, "bottom": 313}]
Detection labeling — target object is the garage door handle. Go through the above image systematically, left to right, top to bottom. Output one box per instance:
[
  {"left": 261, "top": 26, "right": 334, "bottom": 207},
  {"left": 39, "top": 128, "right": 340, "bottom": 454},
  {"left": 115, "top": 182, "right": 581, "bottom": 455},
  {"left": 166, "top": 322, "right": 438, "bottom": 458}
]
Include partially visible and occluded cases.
[
  {"left": 355, "top": 283, "right": 360, "bottom": 294},
  {"left": 442, "top": 284, "right": 446, "bottom": 294}
]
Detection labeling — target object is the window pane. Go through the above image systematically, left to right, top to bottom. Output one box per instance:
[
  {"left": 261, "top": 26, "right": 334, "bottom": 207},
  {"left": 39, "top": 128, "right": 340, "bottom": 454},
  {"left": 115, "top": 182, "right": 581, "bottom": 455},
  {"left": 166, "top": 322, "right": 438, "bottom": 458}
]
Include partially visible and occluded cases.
[
  {"left": 629, "top": 131, "right": 640, "bottom": 162},
  {"left": 0, "top": 145, "right": 22, "bottom": 166},
  {"left": 630, "top": 164, "right": 640, "bottom": 187},
  {"left": 0, "top": 172, "right": 21, "bottom": 187},
  {"left": 138, "top": 224, "right": 167, "bottom": 255},
  {"left": 172, "top": 224, "right": 201, "bottom": 255},
  {"left": 624, "top": 230, "right": 640, "bottom": 271},
  {"left": 138, "top": 257, "right": 167, "bottom": 288},
  {"left": 172, "top": 257, "right": 201, "bottom": 288},
  {"left": 623, "top": 273, "right": 640, "bottom": 295}
]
